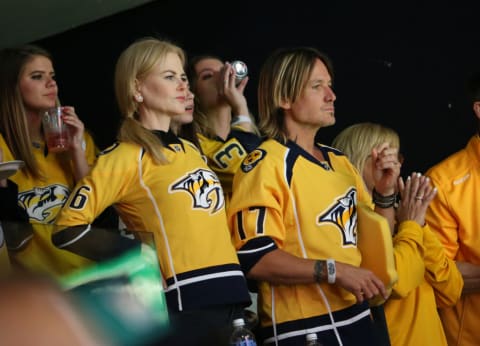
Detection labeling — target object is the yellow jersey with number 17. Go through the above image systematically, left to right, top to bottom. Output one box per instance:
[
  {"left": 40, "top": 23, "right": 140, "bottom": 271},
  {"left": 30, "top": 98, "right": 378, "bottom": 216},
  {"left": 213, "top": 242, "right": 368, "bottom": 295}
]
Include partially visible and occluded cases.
[{"left": 228, "top": 138, "right": 378, "bottom": 345}]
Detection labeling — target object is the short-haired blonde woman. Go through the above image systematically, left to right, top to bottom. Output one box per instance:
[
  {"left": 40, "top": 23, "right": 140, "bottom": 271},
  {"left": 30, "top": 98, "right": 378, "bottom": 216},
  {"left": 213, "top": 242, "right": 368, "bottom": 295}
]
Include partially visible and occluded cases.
[{"left": 333, "top": 122, "right": 462, "bottom": 346}]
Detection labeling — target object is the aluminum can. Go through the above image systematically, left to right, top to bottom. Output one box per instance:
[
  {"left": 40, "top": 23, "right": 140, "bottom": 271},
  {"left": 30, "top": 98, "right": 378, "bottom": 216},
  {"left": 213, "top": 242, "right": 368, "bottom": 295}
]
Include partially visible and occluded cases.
[{"left": 231, "top": 60, "right": 248, "bottom": 85}]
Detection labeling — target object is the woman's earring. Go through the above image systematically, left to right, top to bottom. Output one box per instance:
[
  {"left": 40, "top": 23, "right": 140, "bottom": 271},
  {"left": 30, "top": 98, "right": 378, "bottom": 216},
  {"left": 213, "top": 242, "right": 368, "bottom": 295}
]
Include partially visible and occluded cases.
[{"left": 135, "top": 94, "right": 144, "bottom": 103}]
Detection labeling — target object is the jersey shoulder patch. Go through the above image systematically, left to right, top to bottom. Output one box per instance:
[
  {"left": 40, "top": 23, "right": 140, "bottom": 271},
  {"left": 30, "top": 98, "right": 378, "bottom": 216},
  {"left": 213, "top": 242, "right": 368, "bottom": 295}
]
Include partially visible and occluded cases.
[{"left": 241, "top": 148, "right": 266, "bottom": 173}]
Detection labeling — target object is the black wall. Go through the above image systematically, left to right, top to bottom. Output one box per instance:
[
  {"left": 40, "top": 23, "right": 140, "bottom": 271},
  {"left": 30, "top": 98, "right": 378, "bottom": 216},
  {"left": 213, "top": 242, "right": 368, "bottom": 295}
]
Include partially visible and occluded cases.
[{"left": 35, "top": 0, "right": 480, "bottom": 176}]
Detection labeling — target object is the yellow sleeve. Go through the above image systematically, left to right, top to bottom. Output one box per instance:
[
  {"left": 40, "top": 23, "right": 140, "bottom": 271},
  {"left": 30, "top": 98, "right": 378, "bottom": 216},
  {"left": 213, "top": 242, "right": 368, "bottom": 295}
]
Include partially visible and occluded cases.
[
  {"left": 57, "top": 143, "right": 136, "bottom": 227},
  {"left": 228, "top": 157, "right": 286, "bottom": 249},
  {"left": 425, "top": 176, "right": 460, "bottom": 259},
  {"left": 356, "top": 203, "right": 397, "bottom": 302},
  {"left": 391, "top": 220, "right": 425, "bottom": 298},
  {"left": 423, "top": 224, "right": 464, "bottom": 307}
]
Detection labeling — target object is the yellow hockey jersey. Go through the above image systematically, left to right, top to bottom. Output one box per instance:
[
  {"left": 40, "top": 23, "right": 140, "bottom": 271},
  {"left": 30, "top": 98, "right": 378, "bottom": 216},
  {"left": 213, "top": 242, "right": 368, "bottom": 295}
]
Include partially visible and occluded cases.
[
  {"left": 197, "top": 129, "right": 262, "bottom": 197},
  {"left": 56, "top": 131, "right": 251, "bottom": 312},
  {"left": 0, "top": 132, "right": 97, "bottom": 277},
  {"left": 0, "top": 132, "right": 97, "bottom": 224},
  {"left": 426, "top": 134, "right": 480, "bottom": 346},
  {"left": 228, "top": 139, "right": 378, "bottom": 345}
]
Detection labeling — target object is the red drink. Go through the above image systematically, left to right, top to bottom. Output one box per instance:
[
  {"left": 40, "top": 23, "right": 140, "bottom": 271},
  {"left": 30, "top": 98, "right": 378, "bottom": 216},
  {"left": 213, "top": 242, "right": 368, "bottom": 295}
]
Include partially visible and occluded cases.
[
  {"left": 43, "top": 107, "right": 70, "bottom": 153},
  {"left": 46, "top": 132, "right": 70, "bottom": 152}
]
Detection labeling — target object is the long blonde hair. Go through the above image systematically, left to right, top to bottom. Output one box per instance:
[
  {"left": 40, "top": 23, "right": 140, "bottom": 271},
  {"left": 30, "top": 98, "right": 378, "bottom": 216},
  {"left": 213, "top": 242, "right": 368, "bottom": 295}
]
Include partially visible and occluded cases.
[
  {"left": 114, "top": 37, "right": 186, "bottom": 164},
  {"left": 0, "top": 45, "right": 53, "bottom": 179},
  {"left": 257, "top": 47, "right": 333, "bottom": 143},
  {"left": 332, "top": 122, "right": 400, "bottom": 175}
]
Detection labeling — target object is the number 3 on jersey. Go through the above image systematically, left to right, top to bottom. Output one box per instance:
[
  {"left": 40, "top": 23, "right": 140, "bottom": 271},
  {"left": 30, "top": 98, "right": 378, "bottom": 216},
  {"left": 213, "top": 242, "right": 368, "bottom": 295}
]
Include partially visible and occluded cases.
[{"left": 213, "top": 142, "right": 246, "bottom": 169}]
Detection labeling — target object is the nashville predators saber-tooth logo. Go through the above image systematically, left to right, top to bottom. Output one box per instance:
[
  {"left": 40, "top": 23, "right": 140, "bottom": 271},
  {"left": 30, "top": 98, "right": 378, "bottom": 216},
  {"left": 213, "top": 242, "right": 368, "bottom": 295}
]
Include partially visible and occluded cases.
[
  {"left": 241, "top": 149, "right": 266, "bottom": 172},
  {"left": 169, "top": 169, "right": 224, "bottom": 213},
  {"left": 18, "top": 184, "right": 70, "bottom": 224},
  {"left": 317, "top": 188, "right": 357, "bottom": 246}
]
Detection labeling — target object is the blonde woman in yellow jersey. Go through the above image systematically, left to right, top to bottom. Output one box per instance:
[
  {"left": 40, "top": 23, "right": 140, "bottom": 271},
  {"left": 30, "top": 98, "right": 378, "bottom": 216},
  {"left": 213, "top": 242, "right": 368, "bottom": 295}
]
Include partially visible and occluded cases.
[
  {"left": 55, "top": 37, "right": 251, "bottom": 346},
  {"left": 227, "top": 47, "right": 405, "bottom": 346},
  {"left": 186, "top": 55, "right": 262, "bottom": 203},
  {"left": 425, "top": 71, "right": 480, "bottom": 346},
  {"left": 333, "top": 122, "right": 463, "bottom": 346}
]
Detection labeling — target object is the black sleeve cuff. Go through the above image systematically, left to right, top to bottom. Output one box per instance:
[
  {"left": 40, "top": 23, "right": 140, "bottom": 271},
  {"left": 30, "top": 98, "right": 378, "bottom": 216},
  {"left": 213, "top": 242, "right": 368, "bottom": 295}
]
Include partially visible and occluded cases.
[
  {"left": 52, "top": 225, "right": 141, "bottom": 262},
  {"left": 237, "top": 236, "right": 278, "bottom": 274}
]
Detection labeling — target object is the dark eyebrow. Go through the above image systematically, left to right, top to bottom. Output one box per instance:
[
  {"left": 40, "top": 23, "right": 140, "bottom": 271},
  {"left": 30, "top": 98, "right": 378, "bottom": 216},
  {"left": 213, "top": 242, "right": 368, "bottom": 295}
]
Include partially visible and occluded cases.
[
  {"left": 198, "top": 68, "right": 215, "bottom": 75},
  {"left": 28, "top": 70, "right": 54, "bottom": 75}
]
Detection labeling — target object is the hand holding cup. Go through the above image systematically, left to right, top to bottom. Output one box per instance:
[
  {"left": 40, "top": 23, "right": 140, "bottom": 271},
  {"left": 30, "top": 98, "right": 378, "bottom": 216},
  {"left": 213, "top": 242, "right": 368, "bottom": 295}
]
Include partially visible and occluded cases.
[
  {"left": 43, "top": 106, "right": 86, "bottom": 153},
  {"left": 42, "top": 107, "right": 70, "bottom": 153}
]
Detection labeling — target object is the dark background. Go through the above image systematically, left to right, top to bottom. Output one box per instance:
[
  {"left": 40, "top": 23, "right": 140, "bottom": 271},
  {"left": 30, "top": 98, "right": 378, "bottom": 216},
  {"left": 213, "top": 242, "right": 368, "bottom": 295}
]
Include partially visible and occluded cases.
[{"left": 34, "top": 0, "right": 480, "bottom": 176}]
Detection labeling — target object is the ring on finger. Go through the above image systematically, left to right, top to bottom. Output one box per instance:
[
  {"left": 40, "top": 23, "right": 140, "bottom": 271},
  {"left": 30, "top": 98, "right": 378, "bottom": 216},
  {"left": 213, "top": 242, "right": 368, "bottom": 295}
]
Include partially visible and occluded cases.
[{"left": 415, "top": 195, "right": 423, "bottom": 200}]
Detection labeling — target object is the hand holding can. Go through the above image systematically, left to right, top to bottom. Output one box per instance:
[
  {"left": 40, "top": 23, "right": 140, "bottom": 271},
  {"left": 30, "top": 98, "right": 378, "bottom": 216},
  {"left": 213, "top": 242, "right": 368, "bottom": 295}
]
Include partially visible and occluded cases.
[{"left": 231, "top": 60, "right": 248, "bottom": 86}]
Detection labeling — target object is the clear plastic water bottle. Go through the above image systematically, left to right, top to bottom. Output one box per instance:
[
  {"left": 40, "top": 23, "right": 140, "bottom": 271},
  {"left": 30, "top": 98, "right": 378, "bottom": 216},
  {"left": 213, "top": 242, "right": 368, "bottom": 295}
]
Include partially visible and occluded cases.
[
  {"left": 229, "top": 318, "right": 257, "bottom": 346},
  {"left": 305, "top": 332, "right": 322, "bottom": 346}
]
